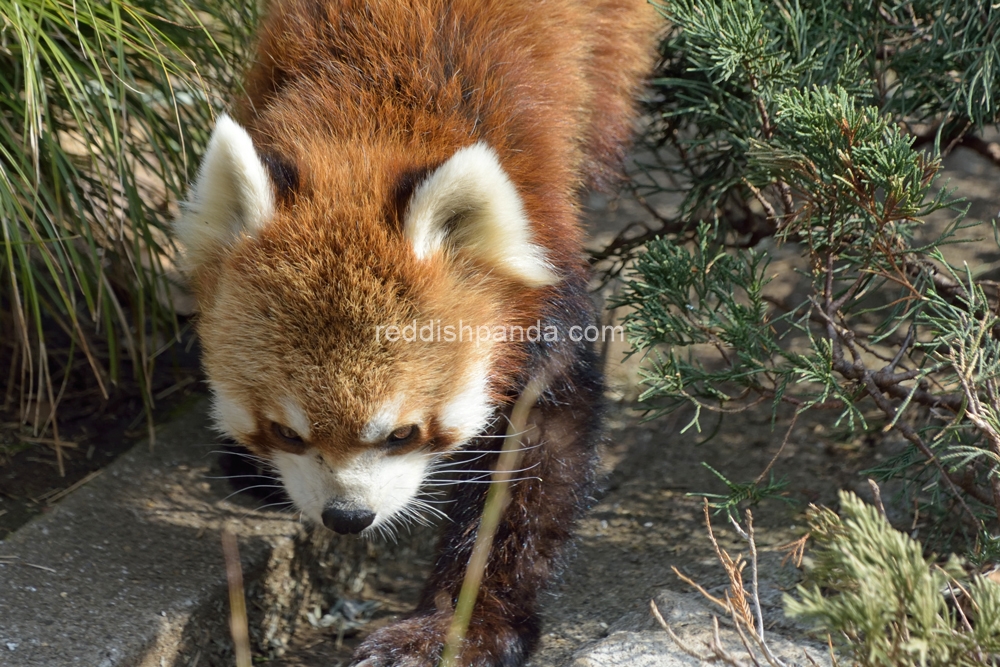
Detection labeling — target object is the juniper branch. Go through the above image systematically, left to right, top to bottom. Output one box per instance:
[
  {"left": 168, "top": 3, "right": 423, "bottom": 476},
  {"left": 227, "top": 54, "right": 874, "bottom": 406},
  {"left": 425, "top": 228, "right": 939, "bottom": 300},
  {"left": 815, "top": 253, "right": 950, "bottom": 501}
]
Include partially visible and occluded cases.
[{"left": 618, "top": 0, "right": 1000, "bottom": 550}]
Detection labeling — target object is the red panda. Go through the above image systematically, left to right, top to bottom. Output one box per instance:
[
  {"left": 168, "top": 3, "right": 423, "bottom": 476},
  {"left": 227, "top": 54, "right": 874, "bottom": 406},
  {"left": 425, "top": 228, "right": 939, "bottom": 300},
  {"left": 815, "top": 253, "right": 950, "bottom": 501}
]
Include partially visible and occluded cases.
[{"left": 174, "top": 1, "right": 659, "bottom": 664}]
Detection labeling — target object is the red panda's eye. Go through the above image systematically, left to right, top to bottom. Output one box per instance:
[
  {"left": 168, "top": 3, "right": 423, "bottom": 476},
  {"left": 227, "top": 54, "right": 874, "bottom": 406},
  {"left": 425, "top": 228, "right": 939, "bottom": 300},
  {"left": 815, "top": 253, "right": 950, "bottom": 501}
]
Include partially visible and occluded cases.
[
  {"left": 272, "top": 422, "right": 304, "bottom": 444},
  {"left": 387, "top": 424, "right": 417, "bottom": 445}
]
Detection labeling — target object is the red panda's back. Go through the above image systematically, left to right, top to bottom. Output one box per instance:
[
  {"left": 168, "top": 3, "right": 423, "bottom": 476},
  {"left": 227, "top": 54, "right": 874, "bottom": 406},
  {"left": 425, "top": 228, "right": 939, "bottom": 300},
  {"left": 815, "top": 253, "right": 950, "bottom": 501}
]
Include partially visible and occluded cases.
[{"left": 237, "top": 0, "right": 659, "bottom": 260}]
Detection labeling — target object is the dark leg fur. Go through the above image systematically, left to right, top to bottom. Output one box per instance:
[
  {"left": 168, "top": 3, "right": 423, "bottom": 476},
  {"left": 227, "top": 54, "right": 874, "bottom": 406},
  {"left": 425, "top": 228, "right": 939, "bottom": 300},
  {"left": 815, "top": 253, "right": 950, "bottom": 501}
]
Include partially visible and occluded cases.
[{"left": 354, "top": 280, "right": 604, "bottom": 667}]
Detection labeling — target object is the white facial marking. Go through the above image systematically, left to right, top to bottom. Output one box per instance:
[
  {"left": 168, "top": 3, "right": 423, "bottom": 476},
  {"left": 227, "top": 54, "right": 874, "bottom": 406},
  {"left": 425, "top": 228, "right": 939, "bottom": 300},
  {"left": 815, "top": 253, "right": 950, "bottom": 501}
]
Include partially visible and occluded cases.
[
  {"left": 403, "top": 142, "right": 558, "bottom": 287},
  {"left": 440, "top": 358, "right": 494, "bottom": 443},
  {"left": 210, "top": 385, "right": 255, "bottom": 438},
  {"left": 360, "top": 394, "right": 406, "bottom": 443},
  {"left": 277, "top": 396, "right": 312, "bottom": 440},
  {"left": 271, "top": 449, "right": 430, "bottom": 531},
  {"left": 271, "top": 450, "right": 329, "bottom": 524},
  {"left": 337, "top": 450, "right": 430, "bottom": 528}
]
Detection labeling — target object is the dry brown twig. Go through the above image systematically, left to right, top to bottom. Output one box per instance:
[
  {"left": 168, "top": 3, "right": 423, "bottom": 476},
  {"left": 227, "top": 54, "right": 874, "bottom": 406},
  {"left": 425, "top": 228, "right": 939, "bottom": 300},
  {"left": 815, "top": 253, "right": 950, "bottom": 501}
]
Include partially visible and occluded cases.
[
  {"left": 868, "top": 479, "right": 888, "bottom": 519},
  {"left": 653, "top": 500, "right": 824, "bottom": 666},
  {"left": 221, "top": 529, "right": 252, "bottom": 667},
  {"left": 778, "top": 534, "right": 810, "bottom": 569},
  {"left": 650, "top": 598, "right": 753, "bottom": 667}
]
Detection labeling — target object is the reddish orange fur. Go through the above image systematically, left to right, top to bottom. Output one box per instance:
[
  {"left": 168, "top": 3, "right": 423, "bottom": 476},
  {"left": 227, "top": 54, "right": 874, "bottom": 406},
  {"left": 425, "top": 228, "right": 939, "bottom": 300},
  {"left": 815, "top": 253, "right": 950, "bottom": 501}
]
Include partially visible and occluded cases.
[
  {"left": 191, "top": 0, "right": 659, "bottom": 463},
  {"left": 186, "top": 1, "right": 659, "bottom": 664}
]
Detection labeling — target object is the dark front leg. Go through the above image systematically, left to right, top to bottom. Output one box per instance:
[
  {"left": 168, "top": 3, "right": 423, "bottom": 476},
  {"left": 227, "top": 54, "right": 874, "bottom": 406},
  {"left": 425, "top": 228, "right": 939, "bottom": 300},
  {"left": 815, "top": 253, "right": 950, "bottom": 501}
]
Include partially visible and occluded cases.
[{"left": 354, "top": 356, "right": 603, "bottom": 667}]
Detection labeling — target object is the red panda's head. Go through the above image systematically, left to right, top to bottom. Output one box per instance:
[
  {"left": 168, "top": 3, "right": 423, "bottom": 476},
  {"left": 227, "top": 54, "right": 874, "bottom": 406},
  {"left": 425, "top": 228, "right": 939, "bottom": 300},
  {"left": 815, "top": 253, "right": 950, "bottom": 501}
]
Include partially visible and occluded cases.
[{"left": 175, "top": 115, "right": 557, "bottom": 536}]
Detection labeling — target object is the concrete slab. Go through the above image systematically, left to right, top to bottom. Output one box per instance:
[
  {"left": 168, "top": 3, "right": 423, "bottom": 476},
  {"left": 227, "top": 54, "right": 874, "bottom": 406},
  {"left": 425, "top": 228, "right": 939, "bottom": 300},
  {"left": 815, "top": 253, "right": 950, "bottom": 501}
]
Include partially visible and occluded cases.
[{"left": 0, "top": 398, "right": 341, "bottom": 667}]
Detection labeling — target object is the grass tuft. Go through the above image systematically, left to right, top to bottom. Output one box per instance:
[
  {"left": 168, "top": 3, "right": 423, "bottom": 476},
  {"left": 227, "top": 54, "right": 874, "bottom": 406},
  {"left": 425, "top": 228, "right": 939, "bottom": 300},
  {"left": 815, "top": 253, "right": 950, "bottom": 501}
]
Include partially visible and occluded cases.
[{"left": 0, "top": 0, "right": 255, "bottom": 445}]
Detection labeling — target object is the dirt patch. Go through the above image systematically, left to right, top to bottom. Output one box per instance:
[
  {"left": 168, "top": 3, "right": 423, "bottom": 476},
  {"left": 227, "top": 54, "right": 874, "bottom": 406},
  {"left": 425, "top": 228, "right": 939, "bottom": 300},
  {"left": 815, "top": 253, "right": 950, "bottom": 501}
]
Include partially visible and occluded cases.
[
  {"left": 0, "top": 339, "right": 202, "bottom": 541},
  {"left": 529, "top": 401, "right": 881, "bottom": 665},
  {"left": 265, "top": 535, "right": 435, "bottom": 667}
]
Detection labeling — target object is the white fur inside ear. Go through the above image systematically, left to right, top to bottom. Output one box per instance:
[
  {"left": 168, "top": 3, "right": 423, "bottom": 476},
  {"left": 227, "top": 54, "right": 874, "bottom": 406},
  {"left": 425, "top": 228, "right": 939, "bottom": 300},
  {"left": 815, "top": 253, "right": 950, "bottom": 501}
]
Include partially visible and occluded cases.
[
  {"left": 174, "top": 114, "right": 275, "bottom": 270},
  {"left": 404, "top": 143, "right": 558, "bottom": 287}
]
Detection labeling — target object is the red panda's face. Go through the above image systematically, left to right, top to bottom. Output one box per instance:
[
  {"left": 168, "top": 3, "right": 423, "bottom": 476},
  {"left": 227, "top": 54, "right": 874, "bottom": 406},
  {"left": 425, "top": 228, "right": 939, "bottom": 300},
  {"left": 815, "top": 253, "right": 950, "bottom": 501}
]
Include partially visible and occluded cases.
[{"left": 175, "top": 116, "right": 557, "bottom": 536}]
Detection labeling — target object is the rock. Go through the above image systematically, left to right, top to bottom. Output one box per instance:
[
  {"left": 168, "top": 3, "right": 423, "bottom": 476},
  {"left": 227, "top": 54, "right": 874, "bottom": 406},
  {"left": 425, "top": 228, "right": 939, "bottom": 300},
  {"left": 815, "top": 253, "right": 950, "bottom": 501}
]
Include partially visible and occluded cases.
[{"left": 570, "top": 590, "right": 830, "bottom": 667}]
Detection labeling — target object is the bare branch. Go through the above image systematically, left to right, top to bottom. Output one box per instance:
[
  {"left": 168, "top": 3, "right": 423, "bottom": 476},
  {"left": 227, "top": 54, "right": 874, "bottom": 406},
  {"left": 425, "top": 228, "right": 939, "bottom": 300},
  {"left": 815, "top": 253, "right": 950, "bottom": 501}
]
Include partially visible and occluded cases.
[{"left": 868, "top": 479, "right": 887, "bottom": 519}]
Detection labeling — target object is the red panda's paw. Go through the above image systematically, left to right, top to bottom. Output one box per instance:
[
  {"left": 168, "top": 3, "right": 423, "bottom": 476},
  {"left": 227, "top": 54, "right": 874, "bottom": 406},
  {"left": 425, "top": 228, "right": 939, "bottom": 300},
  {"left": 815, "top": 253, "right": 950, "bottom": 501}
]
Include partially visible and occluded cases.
[
  {"left": 351, "top": 611, "right": 530, "bottom": 667},
  {"left": 350, "top": 612, "right": 449, "bottom": 667}
]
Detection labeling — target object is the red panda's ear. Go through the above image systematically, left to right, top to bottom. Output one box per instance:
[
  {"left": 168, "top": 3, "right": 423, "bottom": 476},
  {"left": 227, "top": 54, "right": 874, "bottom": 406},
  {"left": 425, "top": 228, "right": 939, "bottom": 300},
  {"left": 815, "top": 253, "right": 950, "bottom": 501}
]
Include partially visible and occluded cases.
[
  {"left": 174, "top": 114, "right": 275, "bottom": 273},
  {"left": 402, "top": 143, "right": 559, "bottom": 287}
]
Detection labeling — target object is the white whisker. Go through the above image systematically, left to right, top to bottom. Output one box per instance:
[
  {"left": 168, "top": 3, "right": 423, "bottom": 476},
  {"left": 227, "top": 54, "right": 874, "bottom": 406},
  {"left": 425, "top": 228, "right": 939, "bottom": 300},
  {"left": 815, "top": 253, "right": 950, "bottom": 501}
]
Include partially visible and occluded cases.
[
  {"left": 444, "top": 443, "right": 543, "bottom": 454},
  {"left": 207, "top": 449, "right": 271, "bottom": 464},
  {"left": 426, "top": 453, "right": 493, "bottom": 467},
  {"left": 426, "top": 462, "right": 540, "bottom": 476},
  {"left": 204, "top": 473, "right": 279, "bottom": 481},
  {"left": 425, "top": 476, "right": 542, "bottom": 485},
  {"left": 219, "top": 484, "right": 287, "bottom": 503},
  {"left": 413, "top": 497, "right": 453, "bottom": 504},
  {"left": 235, "top": 500, "right": 296, "bottom": 522},
  {"left": 249, "top": 500, "right": 295, "bottom": 513}
]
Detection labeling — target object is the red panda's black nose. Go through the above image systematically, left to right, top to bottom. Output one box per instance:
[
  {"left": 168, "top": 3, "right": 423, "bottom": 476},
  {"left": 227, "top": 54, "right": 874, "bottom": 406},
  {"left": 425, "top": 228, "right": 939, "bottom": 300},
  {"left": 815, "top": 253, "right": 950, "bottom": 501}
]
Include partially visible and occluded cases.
[{"left": 321, "top": 506, "right": 376, "bottom": 534}]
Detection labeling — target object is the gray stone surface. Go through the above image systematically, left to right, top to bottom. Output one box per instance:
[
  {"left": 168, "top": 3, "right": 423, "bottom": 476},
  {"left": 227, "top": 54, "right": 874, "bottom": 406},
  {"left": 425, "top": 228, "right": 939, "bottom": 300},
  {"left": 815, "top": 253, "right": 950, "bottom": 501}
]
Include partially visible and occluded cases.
[
  {"left": 0, "top": 399, "right": 304, "bottom": 667},
  {"left": 569, "top": 589, "right": 829, "bottom": 667}
]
